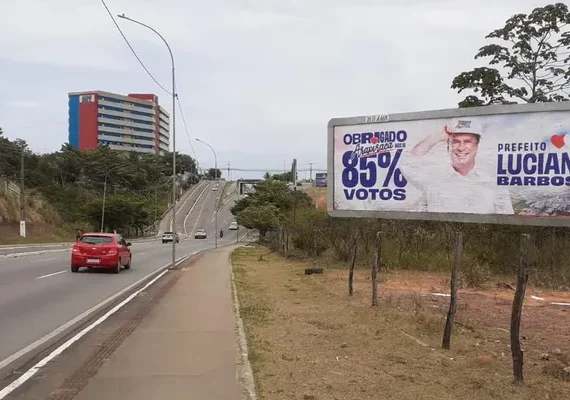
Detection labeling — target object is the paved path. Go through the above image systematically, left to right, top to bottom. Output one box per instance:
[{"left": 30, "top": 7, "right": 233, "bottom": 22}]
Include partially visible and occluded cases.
[{"left": 75, "top": 246, "right": 242, "bottom": 400}]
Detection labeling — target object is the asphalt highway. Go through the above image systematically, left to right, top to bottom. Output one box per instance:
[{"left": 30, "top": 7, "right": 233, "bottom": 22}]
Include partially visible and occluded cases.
[{"left": 0, "top": 180, "right": 243, "bottom": 367}]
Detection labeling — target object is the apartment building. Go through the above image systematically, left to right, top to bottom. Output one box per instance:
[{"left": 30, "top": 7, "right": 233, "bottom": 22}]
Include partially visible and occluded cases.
[{"left": 68, "top": 91, "right": 170, "bottom": 154}]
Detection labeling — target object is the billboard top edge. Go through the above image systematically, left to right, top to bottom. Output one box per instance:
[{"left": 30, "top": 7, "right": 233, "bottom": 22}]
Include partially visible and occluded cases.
[{"left": 328, "top": 101, "right": 570, "bottom": 128}]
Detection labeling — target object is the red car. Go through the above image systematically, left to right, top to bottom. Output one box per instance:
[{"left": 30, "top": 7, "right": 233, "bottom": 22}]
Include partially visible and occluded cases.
[{"left": 71, "top": 233, "right": 132, "bottom": 273}]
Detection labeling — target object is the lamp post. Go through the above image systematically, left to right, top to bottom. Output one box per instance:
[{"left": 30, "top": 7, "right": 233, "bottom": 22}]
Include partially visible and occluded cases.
[
  {"left": 118, "top": 14, "right": 177, "bottom": 268},
  {"left": 195, "top": 138, "right": 218, "bottom": 248},
  {"left": 101, "top": 165, "right": 122, "bottom": 233}
]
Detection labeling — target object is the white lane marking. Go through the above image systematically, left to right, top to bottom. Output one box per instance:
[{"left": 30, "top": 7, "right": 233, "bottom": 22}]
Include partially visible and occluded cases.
[
  {"left": 169, "top": 181, "right": 207, "bottom": 231},
  {"left": 183, "top": 183, "right": 212, "bottom": 236},
  {"left": 192, "top": 186, "right": 216, "bottom": 234},
  {"left": 211, "top": 194, "right": 234, "bottom": 223},
  {"left": 0, "top": 251, "right": 196, "bottom": 399},
  {"left": 0, "top": 252, "right": 192, "bottom": 379},
  {"left": 139, "top": 252, "right": 147, "bottom": 255},
  {"left": 30, "top": 257, "right": 56, "bottom": 264},
  {"left": 36, "top": 270, "right": 66, "bottom": 279}
]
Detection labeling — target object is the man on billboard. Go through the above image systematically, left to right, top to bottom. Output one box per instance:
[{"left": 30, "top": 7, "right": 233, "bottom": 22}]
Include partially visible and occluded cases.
[{"left": 405, "top": 118, "right": 514, "bottom": 214}]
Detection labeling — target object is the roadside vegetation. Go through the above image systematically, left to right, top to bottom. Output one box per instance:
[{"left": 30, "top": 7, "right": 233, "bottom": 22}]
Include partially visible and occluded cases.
[
  {"left": 0, "top": 133, "right": 198, "bottom": 241},
  {"left": 231, "top": 177, "right": 570, "bottom": 289},
  {"left": 232, "top": 245, "right": 570, "bottom": 400}
]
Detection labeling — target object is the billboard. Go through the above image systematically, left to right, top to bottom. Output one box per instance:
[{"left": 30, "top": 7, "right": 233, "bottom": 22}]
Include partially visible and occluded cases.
[{"left": 327, "top": 102, "right": 570, "bottom": 227}]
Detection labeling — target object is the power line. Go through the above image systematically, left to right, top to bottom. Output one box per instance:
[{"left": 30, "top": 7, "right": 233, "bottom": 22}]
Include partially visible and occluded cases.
[
  {"left": 99, "top": 0, "right": 198, "bottom": 165},
  {"left": 99, "top": 0, "right": 170, "bottom": 95},
  {"left": 176, "top": 97, "right": 197, "bottom": 160}
]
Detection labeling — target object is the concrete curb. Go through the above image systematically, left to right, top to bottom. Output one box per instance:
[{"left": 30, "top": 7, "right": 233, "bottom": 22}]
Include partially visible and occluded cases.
[
  {"left": 0, "top": 248, "right": 70, "bottom": 259},
  {"left": 229, "top": 248, "right": 257, "bottom": 400}
]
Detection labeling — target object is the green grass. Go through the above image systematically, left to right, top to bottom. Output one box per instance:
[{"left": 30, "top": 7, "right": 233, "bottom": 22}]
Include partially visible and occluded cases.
[{"left": 0, "top": 226, "right": 74, "bottom": 246}]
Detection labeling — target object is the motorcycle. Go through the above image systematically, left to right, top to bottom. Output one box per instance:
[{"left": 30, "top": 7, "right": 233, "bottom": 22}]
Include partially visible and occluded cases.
[{"left": 219, "top": 229, "right": 224, "bottom": 238}]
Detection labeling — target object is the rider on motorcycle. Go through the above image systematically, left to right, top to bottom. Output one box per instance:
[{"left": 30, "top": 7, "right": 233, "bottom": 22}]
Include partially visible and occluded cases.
[{"left": 219, "top": 228, "right": 224, "bottom": 237}]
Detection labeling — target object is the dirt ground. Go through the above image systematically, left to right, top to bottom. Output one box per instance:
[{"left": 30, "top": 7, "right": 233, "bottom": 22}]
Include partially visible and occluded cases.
[{"left": 231, "top": 245, "right": 570, "bottom": 400}]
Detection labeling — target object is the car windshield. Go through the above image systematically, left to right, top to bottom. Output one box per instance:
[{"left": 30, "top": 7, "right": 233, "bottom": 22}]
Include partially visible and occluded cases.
[
  {"left": 197, "top": 229, "right": 205, "bottom": 233},
  {"left": 163, "top": 232, "right": 173, "bottom": 235},
  {"left": 80, "top": 236, "right": 113, "bottom": 245}
]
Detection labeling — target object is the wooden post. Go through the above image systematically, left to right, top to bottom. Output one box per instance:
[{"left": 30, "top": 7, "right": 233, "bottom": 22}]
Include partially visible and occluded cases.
[
  {"left": 549, "top": 228, "right": 555, "bottom": 274},
  {"left": 442, "top": 229, "right": 462, "bottom": 349},
  {"left": 372, "top": 231, "right": 381, "bottom": 307},
  {"left": 511, "top": 233, "right": 530, "bottom": 385},
  {"left": 348, "top": 239, "right": 357, "bottom": 296}
]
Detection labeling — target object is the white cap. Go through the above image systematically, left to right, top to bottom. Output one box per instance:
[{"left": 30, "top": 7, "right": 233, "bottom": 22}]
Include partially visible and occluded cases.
[{"left": 446, "top": 118, "right": 484, "bottom": 137}]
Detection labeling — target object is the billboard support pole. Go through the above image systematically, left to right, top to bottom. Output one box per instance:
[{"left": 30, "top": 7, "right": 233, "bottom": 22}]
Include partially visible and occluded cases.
[
  {"left": 442, "top": 227, "right": 463, "bottom": 349},
  {"left": 511, "top": 233, "right": 530, "bottom": 385},
  {"left": 348, "top": 239, "right": 358, "bottom": 297}
]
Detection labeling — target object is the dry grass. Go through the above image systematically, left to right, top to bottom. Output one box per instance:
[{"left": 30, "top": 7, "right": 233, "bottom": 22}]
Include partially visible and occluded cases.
[{"left": 231, "top": 245, "right": 570, "bottom": 400}]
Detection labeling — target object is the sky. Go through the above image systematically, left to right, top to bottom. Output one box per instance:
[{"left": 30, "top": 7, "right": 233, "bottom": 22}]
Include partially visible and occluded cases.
[{"left": 0, "top": 0, "right": 552, "bottom": 179}]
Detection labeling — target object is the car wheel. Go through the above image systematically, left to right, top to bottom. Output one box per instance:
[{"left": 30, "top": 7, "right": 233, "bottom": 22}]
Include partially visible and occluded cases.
[
  {"left": 162, "top": 240, "right": 165, "bottom": 244},
  {"left": 124, "top": 256, "right": 132, "bottom": 270},
  {"left": 114, "top": 259, "right": 121, "bottom": 274},
  {"left": 71, "top": 264, "right": 79, "bottom": 273}
]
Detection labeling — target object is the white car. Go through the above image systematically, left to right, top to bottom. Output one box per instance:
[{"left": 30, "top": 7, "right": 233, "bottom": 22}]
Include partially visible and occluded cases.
[
  {"left": 229, "top": 222, "right": 238, "bottom": 230},
  {"left": 194, "top": 228, "right": 208, "bottom": 239},
  {"left": 162, "top": 232, "right": 179, "bottom": 244}
]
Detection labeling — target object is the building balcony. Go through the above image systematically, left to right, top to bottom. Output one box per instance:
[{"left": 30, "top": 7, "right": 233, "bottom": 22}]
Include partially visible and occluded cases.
[
  {"left": 99, "top": 99, "right": 155, "bottom": 113},
  {"left": 97, "top": 107, "right": 155, "bottom": 123},
  {"left": 98, "top": 116, "right": 155, "bottom": 131},
  {"left": 98, "top": 126, "right": 155, "bottom": 140},
  {"left": 98, "top": 133, "right": 155, "bottom": 146},
  {"left": 107, "top": 143, "right": 155, "bottom": 154}
]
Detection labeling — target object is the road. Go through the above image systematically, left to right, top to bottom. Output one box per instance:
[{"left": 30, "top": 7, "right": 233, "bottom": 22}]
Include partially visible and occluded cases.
[{"left": 0, "top": 180, "right": 243, "bottom": 369}]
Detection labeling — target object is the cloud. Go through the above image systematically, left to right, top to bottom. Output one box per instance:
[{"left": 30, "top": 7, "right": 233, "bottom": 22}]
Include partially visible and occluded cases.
[{"left": 0, "top": 0, "right": 554, "bottom": 177}]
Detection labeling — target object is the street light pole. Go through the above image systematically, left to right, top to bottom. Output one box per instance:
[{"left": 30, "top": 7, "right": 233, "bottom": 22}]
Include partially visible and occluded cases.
[
  {"left": 118, "top": 14, "right": 177, "bottom": 269},
  {"left": 195, "top": 138, "right": 218, "bottom": 248},
  {"left": 19, "top": 146, "right": 26, "bottom": 238},
  {"left": 101, "top": 165, "right": 122, "bottom": 233}
]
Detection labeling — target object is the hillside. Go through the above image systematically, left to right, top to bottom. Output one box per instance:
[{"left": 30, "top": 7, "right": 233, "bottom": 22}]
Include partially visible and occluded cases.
[{"left": 0, "top": 187, "right": 68, "bottom": 242}]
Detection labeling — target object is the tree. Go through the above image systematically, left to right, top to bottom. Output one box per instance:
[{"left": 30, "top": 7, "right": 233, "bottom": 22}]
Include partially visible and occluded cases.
[
  {"left": 451, "top": 3, "right": 570, "bottom": 107},
  {"left": 0, "top": 133, "right": 197, "bottom": 235},
  {"left": 205, "top": 168, "right": 222, "bottom": 179},
  {"left": 230, "top": 179, "right": 314, "bottom": 236},
  {"left": 236, "top": 204, "right": 280, "bottom": 236}
]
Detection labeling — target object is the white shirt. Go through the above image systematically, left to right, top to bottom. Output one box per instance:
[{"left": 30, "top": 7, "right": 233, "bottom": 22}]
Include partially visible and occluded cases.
[{"left": 401, "top": 155, "right": 514, "bottom": 215}]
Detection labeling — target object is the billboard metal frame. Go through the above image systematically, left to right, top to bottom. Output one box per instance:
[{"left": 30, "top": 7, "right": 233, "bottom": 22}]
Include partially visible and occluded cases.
[{"left": 327, "top": 101, "right": 570, "bottom": 227}]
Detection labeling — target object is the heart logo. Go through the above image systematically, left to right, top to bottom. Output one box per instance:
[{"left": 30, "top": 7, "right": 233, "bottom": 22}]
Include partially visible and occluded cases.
[
  {"left": 551, "top": 134, "right": 566, "bottom": 149},
  {"left": 370, "top": 137, "right": 379, "bottom": 144}
]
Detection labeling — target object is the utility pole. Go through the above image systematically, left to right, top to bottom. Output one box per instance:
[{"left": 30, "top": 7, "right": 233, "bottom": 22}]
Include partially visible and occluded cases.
[
  {"left": 20, "top": 147, "right": 25, "bottom": 238},
  {"left": 227, "top": 162, "right": 231, "bottom": 181},
  {"left": 309, "top": 162, "right": 314, "bottom": 182}
]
